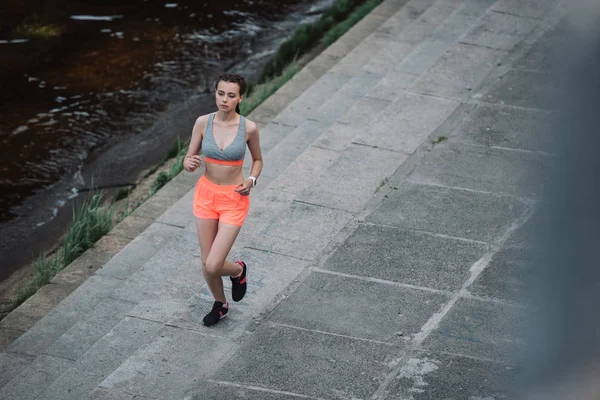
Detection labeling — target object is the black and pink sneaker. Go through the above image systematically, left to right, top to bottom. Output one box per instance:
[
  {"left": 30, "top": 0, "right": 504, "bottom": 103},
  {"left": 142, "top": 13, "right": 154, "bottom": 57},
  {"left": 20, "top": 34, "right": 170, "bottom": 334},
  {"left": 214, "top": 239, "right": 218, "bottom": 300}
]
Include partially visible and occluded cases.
[
  {"left": 230, "top": 260, "right": 247, "bottom": 302},
  {"left": 202, "top": 301, "right": 229, "bottom": 326}
]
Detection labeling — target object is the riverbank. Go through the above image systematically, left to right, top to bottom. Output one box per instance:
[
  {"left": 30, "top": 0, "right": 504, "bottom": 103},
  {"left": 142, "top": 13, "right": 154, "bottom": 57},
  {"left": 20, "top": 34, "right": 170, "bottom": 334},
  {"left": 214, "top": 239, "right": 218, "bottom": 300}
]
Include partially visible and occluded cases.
[
  {"left": 0, "top": 0, "right": 385, "bottom": 319},
  {"left": 0, "top": 0, "right": 334, "bottom": 283}
]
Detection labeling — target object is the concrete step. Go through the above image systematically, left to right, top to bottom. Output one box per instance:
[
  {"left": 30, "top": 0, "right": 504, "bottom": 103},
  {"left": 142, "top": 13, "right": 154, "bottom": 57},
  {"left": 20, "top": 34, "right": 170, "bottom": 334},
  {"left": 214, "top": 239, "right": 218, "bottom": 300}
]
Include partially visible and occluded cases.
[{"left": 291, "top": 0, "right": 550, "bottom": 205}]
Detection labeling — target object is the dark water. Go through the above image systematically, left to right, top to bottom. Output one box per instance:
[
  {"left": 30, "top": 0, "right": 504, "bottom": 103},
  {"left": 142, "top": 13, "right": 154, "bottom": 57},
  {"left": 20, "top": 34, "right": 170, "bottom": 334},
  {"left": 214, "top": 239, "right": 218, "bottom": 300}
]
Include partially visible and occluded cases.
[{"left": 0, "top": 0, "right": 331, "bottom": 280}]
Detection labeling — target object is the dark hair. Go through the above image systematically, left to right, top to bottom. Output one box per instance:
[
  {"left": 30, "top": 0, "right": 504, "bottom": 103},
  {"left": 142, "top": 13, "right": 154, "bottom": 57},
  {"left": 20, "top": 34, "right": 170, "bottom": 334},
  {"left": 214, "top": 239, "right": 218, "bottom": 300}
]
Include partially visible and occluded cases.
[{"left": 215, "top": 73, "right": 247, "bottom": 113}]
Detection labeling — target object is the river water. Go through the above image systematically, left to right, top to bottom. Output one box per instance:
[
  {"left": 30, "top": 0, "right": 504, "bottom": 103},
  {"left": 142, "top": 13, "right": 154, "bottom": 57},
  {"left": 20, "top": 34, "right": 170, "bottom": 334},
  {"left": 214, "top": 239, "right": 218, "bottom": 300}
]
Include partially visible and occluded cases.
[{"left": 0, "top": 0, "right": 332, "bottom": 281}]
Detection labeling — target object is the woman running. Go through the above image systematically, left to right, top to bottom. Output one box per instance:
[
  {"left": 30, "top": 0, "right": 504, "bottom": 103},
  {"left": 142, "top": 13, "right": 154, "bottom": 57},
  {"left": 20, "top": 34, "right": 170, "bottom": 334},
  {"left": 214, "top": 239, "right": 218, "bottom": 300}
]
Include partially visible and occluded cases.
[{"left": 183, "top": 73, "right": 263, "bottom": 327}]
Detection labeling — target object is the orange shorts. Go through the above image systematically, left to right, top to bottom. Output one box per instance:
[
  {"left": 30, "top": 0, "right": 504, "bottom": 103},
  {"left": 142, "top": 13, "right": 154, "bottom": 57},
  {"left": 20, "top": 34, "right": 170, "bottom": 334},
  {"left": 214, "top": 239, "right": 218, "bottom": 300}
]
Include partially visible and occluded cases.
[{"left": 193, "top": 175, "right": 250, "bottom": 227}]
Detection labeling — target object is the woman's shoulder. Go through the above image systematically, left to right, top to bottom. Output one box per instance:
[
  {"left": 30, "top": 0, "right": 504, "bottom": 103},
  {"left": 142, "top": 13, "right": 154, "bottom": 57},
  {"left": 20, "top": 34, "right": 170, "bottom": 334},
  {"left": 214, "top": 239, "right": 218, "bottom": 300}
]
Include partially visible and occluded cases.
[
  {"left": 192, "top": 113, "right": 213, "bottom": 135},
  {"left": 193, "top": 113, "right": 213, "bottom": 128},
  {"left": 196, "top": 113, "right": 213, "bottom": 123},
  {"left": 243, "top": 117, "right": 259, "bottom": 134}
]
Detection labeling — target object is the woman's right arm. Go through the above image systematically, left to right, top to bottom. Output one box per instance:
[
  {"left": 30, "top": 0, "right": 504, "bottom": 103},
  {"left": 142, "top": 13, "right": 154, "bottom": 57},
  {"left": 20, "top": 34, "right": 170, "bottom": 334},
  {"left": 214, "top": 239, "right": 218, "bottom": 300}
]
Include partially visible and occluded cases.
[{"left": 184, "top": 115, "right": 207, "bottom": 172}]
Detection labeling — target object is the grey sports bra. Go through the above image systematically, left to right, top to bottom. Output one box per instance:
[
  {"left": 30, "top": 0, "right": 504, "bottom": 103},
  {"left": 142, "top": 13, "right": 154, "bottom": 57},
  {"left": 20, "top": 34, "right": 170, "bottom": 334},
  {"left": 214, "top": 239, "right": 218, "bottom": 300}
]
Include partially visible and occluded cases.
[{"left": 202, "top": 113, "right": 246, "bottom": 165}]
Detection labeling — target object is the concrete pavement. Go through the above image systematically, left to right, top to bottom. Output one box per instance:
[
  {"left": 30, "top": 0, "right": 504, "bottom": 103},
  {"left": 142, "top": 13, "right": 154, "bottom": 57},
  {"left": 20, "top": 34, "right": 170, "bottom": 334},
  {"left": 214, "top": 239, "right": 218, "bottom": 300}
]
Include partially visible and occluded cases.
[{"left": 0, "top": 0, "right": 568, "bottom": 398}]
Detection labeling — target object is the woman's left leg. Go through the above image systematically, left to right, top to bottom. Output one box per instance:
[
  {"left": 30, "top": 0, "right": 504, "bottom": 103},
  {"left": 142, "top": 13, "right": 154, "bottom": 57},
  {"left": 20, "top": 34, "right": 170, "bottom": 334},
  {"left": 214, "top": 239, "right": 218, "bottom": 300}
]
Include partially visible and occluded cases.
[
  {"left": 196, "top": 217, "right": 225, "bottom": 302},
  {"left": 200, "top": 222, "right": 244, "bottom": 326},
  {"left": 204, "top": 222, "right": 243, "bottom": 279}
]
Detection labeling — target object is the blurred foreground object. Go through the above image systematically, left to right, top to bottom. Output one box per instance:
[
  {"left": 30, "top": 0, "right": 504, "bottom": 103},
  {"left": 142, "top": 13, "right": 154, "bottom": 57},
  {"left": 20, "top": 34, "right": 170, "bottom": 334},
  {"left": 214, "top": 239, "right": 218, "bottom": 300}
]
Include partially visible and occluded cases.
[{"left": 521, "top": 1, "right": 600, "bottom": 399}]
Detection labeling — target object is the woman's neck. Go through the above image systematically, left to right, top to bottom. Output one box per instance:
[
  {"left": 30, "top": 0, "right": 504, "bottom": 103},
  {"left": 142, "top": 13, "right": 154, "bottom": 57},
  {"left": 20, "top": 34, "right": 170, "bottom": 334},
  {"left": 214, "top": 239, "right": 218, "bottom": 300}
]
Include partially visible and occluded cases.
[{"left": 215, "top": 109, "right": 238, "bottom": 122}]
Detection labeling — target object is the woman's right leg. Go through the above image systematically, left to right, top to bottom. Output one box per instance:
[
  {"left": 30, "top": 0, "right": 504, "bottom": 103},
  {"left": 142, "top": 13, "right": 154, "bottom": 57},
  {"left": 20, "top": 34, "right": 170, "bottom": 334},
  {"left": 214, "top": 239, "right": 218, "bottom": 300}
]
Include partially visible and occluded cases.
[{"left": 195, "top": 217, "right": 226, "bottom": 303}]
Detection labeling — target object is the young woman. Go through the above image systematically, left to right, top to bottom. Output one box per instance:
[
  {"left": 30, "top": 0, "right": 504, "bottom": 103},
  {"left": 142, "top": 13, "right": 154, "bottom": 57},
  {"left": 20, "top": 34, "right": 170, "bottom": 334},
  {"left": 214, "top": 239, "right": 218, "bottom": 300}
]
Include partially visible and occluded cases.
[{"left": 183, "top": 73, "right": 263, "bottom": 327}]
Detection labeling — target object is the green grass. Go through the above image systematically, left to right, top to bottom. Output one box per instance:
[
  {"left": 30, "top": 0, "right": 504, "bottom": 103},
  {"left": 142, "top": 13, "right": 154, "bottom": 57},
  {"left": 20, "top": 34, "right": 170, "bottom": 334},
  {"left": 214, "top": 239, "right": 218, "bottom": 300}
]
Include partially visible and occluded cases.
[
  {"left": 260, "top": 0, "right": 381, "bottom": 81},
  {"left": 323, "top": 0, "right": 384, "bottom": 46},
  {"left": 15, "top": 14, "right": 63, "bottom": 39},
  {"left": 15, "top": 23, "right": 62, "bottom": 38},
  {"left": 240, "top": 62, "right": 299, "bottom": 116},
  {"left": 431, "top": 135, "right": 448, "bottom": 146},
  {"left": 146, "top": 137, "right": 186, "bottom": 177},
  {"left": 149, "top": 137, "right": 186, "bottom": 196},
  {"left": 163, "top": 138, "right": 184, "bottom": 163},
  {"left": 168, "top": 143, "right": 185, "bottom": 177},
  {"left": 150, "top": 172, "right": 171, "bottom": 195},
  {"left": 375, "top": 177, "right": 389, "bottom": 193},
  {"left": 113, "top": 187, "right": 132, "bottom": 203},
  {"left": 11, "top": 190, "right": 113, "bottom": 309},
  {"left": 62, "top": 191, "right": 114, "bottom": 266},
  {"left": 118, "top": 196, "right": 144, "bottom": 222},
  {"left": 11, "top": 253, "right": 61, "bottom": 308},
  {"left": 11, "top": 280, "right": 39, "bottom": 309}
]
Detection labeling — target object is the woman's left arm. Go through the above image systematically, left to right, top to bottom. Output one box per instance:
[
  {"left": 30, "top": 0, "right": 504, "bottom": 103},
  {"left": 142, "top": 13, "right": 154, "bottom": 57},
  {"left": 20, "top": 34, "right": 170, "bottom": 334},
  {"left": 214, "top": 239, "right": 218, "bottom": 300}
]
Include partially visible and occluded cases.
[{"left": 236, "top": 120, "right": 263, "bottom": 195}]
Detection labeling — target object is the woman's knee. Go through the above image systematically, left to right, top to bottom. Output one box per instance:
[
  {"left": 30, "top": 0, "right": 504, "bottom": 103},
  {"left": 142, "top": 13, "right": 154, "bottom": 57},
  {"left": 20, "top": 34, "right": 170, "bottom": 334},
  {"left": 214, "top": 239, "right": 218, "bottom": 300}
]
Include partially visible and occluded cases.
[{"left": 204, "top": 258, "right": 223, "bottom": 275}]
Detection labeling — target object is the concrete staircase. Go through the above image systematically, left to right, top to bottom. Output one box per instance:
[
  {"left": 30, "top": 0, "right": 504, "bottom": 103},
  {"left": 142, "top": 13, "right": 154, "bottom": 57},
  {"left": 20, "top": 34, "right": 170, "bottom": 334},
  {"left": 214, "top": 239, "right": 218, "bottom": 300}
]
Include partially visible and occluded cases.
[{"left": 0, "top": 0, "right": 565, "bottom": 398}]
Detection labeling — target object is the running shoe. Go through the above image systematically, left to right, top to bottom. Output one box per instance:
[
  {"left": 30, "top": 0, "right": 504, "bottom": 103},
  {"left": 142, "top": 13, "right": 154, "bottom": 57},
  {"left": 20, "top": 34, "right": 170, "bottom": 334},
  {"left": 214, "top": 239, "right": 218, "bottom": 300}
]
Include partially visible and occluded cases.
[
  {"left": 230, "top": 260, "right": 247, "bottom": 302},
  {"left": 202, "top": 301, "right": 229, "bottom": 326}
]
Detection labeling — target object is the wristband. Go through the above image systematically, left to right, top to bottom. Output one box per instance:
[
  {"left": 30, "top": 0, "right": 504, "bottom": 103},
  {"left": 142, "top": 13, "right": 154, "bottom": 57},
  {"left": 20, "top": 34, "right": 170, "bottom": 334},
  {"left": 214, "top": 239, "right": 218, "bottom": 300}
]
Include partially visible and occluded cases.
[{"left": 248, "top": 176, "right": 257, "bottom": 187}]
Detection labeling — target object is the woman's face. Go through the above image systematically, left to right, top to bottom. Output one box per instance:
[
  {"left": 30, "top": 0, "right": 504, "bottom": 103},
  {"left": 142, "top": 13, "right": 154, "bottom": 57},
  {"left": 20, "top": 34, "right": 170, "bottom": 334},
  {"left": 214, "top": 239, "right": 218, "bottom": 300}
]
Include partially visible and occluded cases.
[{"left": 215, "top": 81, "right": 242, "bottom": 112}]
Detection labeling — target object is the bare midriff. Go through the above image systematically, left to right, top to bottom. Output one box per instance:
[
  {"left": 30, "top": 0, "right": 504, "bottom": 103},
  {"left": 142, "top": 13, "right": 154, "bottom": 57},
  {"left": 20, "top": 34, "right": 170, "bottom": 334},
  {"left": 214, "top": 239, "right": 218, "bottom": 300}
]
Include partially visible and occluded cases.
[{"left": 204, "top": 162, "right": 245, "bottom": 186}]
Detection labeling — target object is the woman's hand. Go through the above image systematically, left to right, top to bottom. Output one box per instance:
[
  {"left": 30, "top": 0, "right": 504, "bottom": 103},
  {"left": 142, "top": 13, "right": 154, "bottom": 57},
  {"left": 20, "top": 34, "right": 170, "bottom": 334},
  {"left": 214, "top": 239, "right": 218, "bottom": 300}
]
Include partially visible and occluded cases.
[
  {"left": 184, "top": 155, "right": 202, "bottom": 172},
  {"left": 235, "top": 179, "right": 253, "bottom": 196}
]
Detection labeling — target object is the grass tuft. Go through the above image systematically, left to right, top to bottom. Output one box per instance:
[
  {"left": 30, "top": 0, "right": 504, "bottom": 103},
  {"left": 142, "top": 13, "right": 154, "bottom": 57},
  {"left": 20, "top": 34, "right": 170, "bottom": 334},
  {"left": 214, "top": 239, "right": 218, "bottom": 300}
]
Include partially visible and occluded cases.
[
  {"left": 260, "top": 0, "right": 380, "bottom": 81},
  {"left": 323, "top": 0, "right": 383, "bottom": 46},
  {"left": 15, "top": 16, "right": 63, "bottom": 39},
  {"left": 16, "top": 23, "right": 62, "bottom": 38},
  {"left": 240, "top": 61, "right": 299, "bottom": 116},
  {"left": 431, "top": 135, "right": 448, "bottom": 146},
  {"left": 149, "top": 137, "right": 185, "bottom": 196},
  {"left": 162, "top": 138, "right": 183, "bottom": 163},
  {"left": 168, "top": 140, "right": 185, "bottom": 178},
  {"left": 151, "top": 172, "right": 170, "bottom": 194},
  {"left": 375, "top": 177, "right": 389, "bottom": 193},
  {"left": 113, "top": 187, "right": 131, "bottom": 203},
  {"left": 11, "top": 189, "right": 113, "bottom": 308},
  {"left": 62, "top": 190, "right": 113, "bottom": 266},
  {"left": 120, "top": 197, "right": 133, "bottom": 221},
  {"left": 11, "top": 281, "right": 38, "bottom": 309}
]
